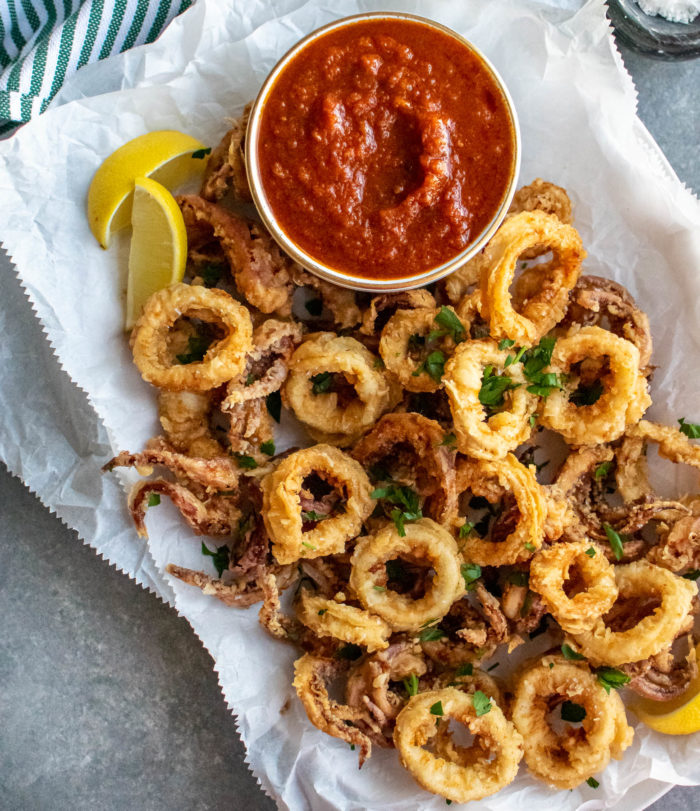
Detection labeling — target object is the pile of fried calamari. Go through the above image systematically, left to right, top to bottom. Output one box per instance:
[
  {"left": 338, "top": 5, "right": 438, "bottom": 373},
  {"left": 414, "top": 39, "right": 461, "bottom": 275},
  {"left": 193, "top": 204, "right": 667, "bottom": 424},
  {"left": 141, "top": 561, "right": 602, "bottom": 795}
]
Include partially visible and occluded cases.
[{"left": 105, "top": 118, "right": 700, "bottom": 804}]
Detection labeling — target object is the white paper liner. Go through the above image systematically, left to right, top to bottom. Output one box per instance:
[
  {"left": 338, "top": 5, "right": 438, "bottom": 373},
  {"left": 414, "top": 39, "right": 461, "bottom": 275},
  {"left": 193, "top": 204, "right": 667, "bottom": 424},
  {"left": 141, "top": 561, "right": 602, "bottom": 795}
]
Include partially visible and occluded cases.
[{"left": 1, "top": 0, "right": 700, "bottom": 808}]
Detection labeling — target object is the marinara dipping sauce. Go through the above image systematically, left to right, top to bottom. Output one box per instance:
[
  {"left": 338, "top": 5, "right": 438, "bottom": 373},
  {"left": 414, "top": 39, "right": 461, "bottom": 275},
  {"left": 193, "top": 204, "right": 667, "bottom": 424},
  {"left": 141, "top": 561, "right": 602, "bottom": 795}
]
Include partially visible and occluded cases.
[{"left": 248, "top": 14, "right": 518, "bottom": 286}]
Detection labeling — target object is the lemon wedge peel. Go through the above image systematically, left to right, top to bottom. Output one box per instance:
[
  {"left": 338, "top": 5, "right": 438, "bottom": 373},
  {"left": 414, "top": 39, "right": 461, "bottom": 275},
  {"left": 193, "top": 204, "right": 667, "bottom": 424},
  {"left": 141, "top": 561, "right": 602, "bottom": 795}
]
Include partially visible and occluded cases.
[
  {"left": 87, "top": 130, "right": 206, "bottom": 249},
  {"left": 125, "top": 177, "right": 187, "bottom": 331},
  {"left": 632, "top": 642, "right": 700, "bottom": 735}
]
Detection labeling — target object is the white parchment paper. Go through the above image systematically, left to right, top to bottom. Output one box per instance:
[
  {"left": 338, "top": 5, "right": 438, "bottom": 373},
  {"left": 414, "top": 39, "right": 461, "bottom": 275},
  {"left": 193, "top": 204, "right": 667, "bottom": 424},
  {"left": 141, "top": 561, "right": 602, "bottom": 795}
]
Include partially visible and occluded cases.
[{"left": 1, "top": 0, "right": 700, "bottom": 808}]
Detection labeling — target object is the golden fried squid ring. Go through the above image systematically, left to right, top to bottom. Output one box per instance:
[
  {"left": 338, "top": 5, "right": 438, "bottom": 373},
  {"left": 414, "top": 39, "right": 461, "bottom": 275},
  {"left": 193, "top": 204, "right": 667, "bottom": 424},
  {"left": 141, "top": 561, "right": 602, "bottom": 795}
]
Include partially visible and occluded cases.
[
  {"left": 200, "top": 103, "right": 252, "bottom": 203},
  {"left": 480, "top": 210, "right": 584, "bottom": 345},
  {"left": 290, "top": 266, "right": 362, "bottom": 331},
  {"left": 131, "top": 283, "right": 253, "bottom": 391},
  {"left": 360, "top": 290, "right": 436, "bottom": 335},
  {"left": 379, "top": 307, "right": 459, "bottom": 393},
  {"left": 540, "top": 326, "right": 650, "bottom": 446},
  {"left": 284, "top": 333, "right": 396, "bottom": 446},
  {"left": 443, "top": 339, "right": 538, "bottom": 460},
  {"left": 158, "top": 391, "right": 223, "bottom": 459},
  {"left": 352, "top": 413, "right": 457, "bottom": 526},
  {"left": 617, "top": 420, "right": 700, "bottom": 504},
  {"left": 261, "top": 444, "right": 373, "bottom": 565},
  {"left": 456, "top": 455, "right": 547, "bottom": 566},
  {"left": 349, "top": 518, "right": 463, "bottom": 631},
  {"left": 529, "top": 541, "right": 618, "bottom": 634},
  {"left": 571, "top": 560, "right": 697, "bottom": 665},
  {"left": 296, "top": 591, "right": 391, "bottom": 653},
  {"left": 292, "top": 654, "right": 375, "bottom": 766},
  {"left": 512, "top": 656, "right": 633, "bottom": 789},
  {"left": 394, "top": 687, "right": 523, "bottom": 803}
]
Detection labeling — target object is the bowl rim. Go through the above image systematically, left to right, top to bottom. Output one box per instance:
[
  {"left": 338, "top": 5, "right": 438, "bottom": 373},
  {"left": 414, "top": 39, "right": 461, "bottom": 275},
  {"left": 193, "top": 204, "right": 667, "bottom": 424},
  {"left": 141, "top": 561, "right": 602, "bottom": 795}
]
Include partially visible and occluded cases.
[{"left": 245, "top": 11, "right": 521, "bottom": 292}]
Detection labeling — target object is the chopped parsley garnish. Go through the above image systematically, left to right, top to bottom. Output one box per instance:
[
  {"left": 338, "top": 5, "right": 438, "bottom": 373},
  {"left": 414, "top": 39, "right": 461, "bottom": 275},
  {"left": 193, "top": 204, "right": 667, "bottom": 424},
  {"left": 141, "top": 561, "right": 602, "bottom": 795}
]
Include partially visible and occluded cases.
[
  {"left": 191, "top": 147, "right": 212, "bottom": 159},
  {"left": 200, "top": 263, "right": 223, "bottom": 287},
  {"left": 304, "top": 297, "right": 323, "bottom": 316},
  {"left": 432, "top": 306, "right": 466, "bottom": 343},
  {"left": 176, "top": 335, "right": 211, "bottom": 365},
  {"left": 522, "top": 336, "right": 556, "bottom": 378},
  {"left": 498, "top": 338, "right": 515, "bottom": 350},
  {"left": 504, "top": 346, "right": 527, "bottom": 368},
  {"left": 413, "top": 350, "right": 446, "bottom": 383},
  {"left": 373, "top": 357, "right": 385, "bottom": 370},
  {"left": 479, "top": 365, "right": 519, "bottom": 408},
  {"left": 310, "top": 371, "right": 334, "bottom": 394},
  {"left": 526, "top": 371, "right": 566, "bottom": 398},
  {"left": 245, "top": 373, "right": 256, "bottom": 386},
  {"left": 571, "top": 380, "right": 604, "bottom": 406},
  {"left": 266, "top": 390, "right": 282, "bottom": 423},
  {"left": 529, "top": 413, "right": 538, "bottom": 428},
  {"left": 679, "top": 418, "right": 700, "bottom": 439},
  {"left": 441, "top": 432, "right": 457, "bottom": 447},
  {"left": 260, "top": 440, "right": 275, "bottom": 456},
  {"left": 233, "top": 454, "right": 258, "bottom": 470},
  {"left": 594, "top": 460, "right": 613, "bottom": 480},
  {"left": 371, "top": 484, "right": 422, "bottom": 537},
  {"left": 147, "top": 493, "right": 161, "bottom": 507},
  {"left": 301, "top": 510, "right": 326, "bottom": 523},
  {"left": 459, "top": 521, "right": 475, "bottom": 539},
  {"left": 604, "top": 523, "right": 625, "bottom": 561},
  {"left": 201, "top": 541, "right": 230, "bottom": 577},
  {"left": 301, "top": 541, "right": 317, "bottom": 551},
  {"left": 524, "top": 542, "right": 536, "bottom": 552},
  {"left": 585, "top": 546, "right": 596, "bottom": 558},
  {"left": 461, "top": 562, "right": 482, "bottom": 590},
  {"left": 683, "top": 569, "right": 700, "bottom": 580},
  {"left": 506, "top": 570, "right": 529, "bottom": 587},
  {"left": 373, "top": 585, "right": 386, "bottom": 592},
  {"left": 317, "top": 609, "right": 327, "bottom": 616},
  {"left": 419, "top": 626, "right": 446, "bottom": 642},
  {"left": 561, "top": 643, "right": 585, "bottom": 661},
  {"left": 335, "top": 644, "right": 362, "bottom": 661},
  {"left": 455, "top": 663, "right": 473, "bottom": 677},
  {"left": 596, "top": 667, "right": 630, "bottom": 694},
  {"left": 403, "top": 673, "right": 419, "bottom": 696},
  {"left": 472, "top": 690, "right": 492, "bottom": 716},
  {"left": 561, "top": 700, "right": 586, "bottom": 723},
  {"left": 429, "top": 701, "right": 444, "bottom": 716},
  {"left": 586, "top": 777, "right": 600, "bottom": 789}
]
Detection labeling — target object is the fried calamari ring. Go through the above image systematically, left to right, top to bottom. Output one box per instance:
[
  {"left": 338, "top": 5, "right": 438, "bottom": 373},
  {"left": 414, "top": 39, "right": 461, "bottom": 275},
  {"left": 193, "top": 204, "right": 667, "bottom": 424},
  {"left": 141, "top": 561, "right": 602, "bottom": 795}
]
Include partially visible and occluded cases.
[
  {"left": 200, "top": 103, "right": 252, "bottom": 202},
  {"left": 508, "top": 178, "right": 573, "bottom": 223},
  {"left": 480, "top": 210, "right": 584, "bottom": 345},
  {"left": 290, "top": 265, "right": 362, "bottom": 330},
  {"left": 131, "top": 283, "right": 253, "bottom": 391},
  {"left": 360, "top": 290, "right": 436, "bottom": 335},
  {"left": 379, "top": 307, "right": 459, "bottom": 393},
  {"left": 540, "top": 326, "right": 650, "bottom": 446},
  {"left": 284, "top": 333, "right": 396, "bottom": 446},
  {"left": 443, "top": 339, "right": 538, "bottom": 460},
  {"left": 158, "top": 391, "right": 223, "bottom": 459},
  {"left": 352, "top": 413, "right": 457, "bottom": 526},
  {"left": 261, "top": 444, "right": 373, "bottom": 565},
  {"left": 455, "top": 455, "right": 547, "bottom": 565},
  {"left": 649, "top": 500, "right": 700, "bottom": 574},
  {"left": 349, "top": 519, "right": 463, "bottom": 631},
  {"left": 529, "top": 541, "right": 617, "bottom": 634},
  {"left": 571, "top": 560, "right": 697, "bottom": 665},
  {"left": 296, "top": 591, "right": 391, "bottom": 653},
  {"left": 293, "top": 654, "right": 376, "bottom": 766},
  {"left": 512, "top": 656, "right": 633, "bottom": 789},
  {"left": 432, "top": 667, "right": 506, "bottom": 709},
  {"left": 394, "top": 687, "right": 523, "bottom": 803}
]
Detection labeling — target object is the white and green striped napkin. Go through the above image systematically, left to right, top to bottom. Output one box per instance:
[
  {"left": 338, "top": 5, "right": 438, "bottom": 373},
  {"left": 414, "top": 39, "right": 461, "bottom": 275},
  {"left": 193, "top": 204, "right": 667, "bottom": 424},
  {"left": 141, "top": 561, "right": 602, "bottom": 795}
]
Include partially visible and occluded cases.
[{"left": 0, "top": 0, "right": 193, "bottom": 132}]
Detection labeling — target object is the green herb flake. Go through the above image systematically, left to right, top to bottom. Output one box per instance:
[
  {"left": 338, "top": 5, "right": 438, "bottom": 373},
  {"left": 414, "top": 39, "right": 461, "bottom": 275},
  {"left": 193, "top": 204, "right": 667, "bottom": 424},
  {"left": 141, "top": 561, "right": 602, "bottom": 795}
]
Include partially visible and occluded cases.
[
  {"left": 191, "top": 147, "right": 212, "bottom": 159},
  {"left": 200, "top": 263, "right": 223, "bottom": 287},
  {"left": 434, "top": 306, "right": 466, "bottom": 343},
  {"left": 176, "top": 335, "right": 211, "bottom": 365},
  {"left": 522, "top": 336, "right": 556, "bottom": 378},
  {"left": 498, "top": 339, "right": 515, "bottom": 350},
  {"left": 504, "top": 345, "right": 527, "bottom": 368},
  {"left": 413, "top": 350, "right": 446, "bottom": 383},
  {"left": 373, "top": 357, "right": 385, "bottom": 370},
  {"left": 479, "top": 367, "right": 519, "bottom": 408},
  {"left": 310, "top": 371, "right": 334, "bottom": 394},
  {"left": 526, "top": 371, "right": 566, "bottom": 398},
  {"left": 245, "top": 373, "right": 256, "bottom": 386},
  {"left": 571, "top": 381, "right": 604, "bottom": 407},
  {"left": 266, "top": 391, "right": 282, "bottom": 423},
  {"left": 529, "top": 413, "right": 538, "bottom": 428},
  {"left": 679, "top": 418, "right": 700, "bottom": 439},
  {"left": 441, "top": 432, "right": 457, "bottom": 448},
  {"left": 260, "top": 440, "right": 276, "bottom": 457},
  {"left": 233, "top": 454, "right": 258, "bottom": 470},
  {"left": 594, "top": 460, "right": 613, "bottom": 480},
  {"left": 371, "top": 484, "right": 423, "bottom": 537},
  {"left": 147, "top": 493, "right": 161, "bottom": 507},
  {"left": 301, "top": 510, "right": 326, "bottom": 523},
  {"left": 459, "top": 521, "right": 475, "bottom": 539},
  {"left": 603, "top": 523, "right": 625, "bottom": 561},
  {"left": 201, "top": 541, "right": 230, "bottom": 578},
  {"left": 301, "top": 541, "right": 317, "bottom": 551},
  {"left": 524, "top": 542, "right": 536, "bottom": 552},
  {"left": 585, "top": 547, "right": 596, "bottom": 558},
  {"left": 461, "top": 562, "right": 482, "bottom": 590},
  {"left": 683, "top": 569, "right": 700, "bottom": 580},
  {"left": 506, "top": 570, "right": 529, "bottom": 587},
  {"left": 373, "top": 585, "right": 387, "bottom": 592},
  {"left": 317, "top": 609, "right": 327, "bottom": 616},
  {"left": 419, "top": 626, "right": 446, "bottom": 642},
  {"left": 335, "top": 643, "right": 363, "bottom": 661},
  {"left": 561, "top": 643, "right": 586, "bottom": 661},
  {"left": 455, "top": 663, "right": 474, "bottom": 677},
  {"left": 596, "top": 667, "right": 630, "bottom": 694},
  {"left": 403, "top": 673, "right": 419, "bottom": 697},
  {"left": 472, "top": 690, "right": 492, "bottom": 716},
  {"left": 429, "top": 700, "right": 444, "bottom": 716},
  {"left": 560, "top": 700, "right": 587, "bottom": 723},
  {"left": 350, "top": 744, "right": 355, "bottom": 751},
  {"left": 586, "top": 777, "right": 600, "bottom": 789},
  {"left": 446, "top": 801, "right": 452, "bottom": 806}
]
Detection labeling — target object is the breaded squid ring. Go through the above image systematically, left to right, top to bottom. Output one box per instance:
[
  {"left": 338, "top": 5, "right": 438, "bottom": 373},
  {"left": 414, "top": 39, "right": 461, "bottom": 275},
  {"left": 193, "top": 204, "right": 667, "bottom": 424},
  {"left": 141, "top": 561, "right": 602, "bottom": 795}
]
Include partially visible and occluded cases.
[
  {"left": 200, "top": 103, "right": 252, "bottom": 203},
  {"left": 480, "top": 210, "right": 584, "bottom": 345},
  {"left": 131, "top": 283, "right": 253, "bottom": 391},
  {"left": 360, "top": 290, "right": 436, "bottom": 335},
  {"left": 379, "top": 307, "right": 459, "bottom": 393},
  {"left": 540, "top": 326, "right": 650, "bottom": 446},
  {"left": 284, "top": 333, "right": 396, "bottom": 447},
  {"left": 443, "top": 339, "right": 538, "bottom": 460},
  {"left": 158, "top": 390, "right": 223, "bottom": 459},
  {"left": 352, "top": 413, "right": 457, "bottom": 526},
  {"left": 261, "top": 444, "right": 373, "bottom": 565},
  {"left": 456, "top": 455, "right": 547, "bottom": 566},
  {"left": 349, "top": 519, "right": 464, "bottom": 631},
  {"left": 529, "top": 541, "right": 618, "bottom": 634},
  {"left": 571, "top": 560, "right": 697, "bottom": 665},
  {"left": 296, "top": 591, "right": 391, "bottom": 653},
  {"left": 512, "top": 656, "right": 633, "bottom": 789},
  {"left": 394, "top": 688, "right": 523, "bottom": 803}
]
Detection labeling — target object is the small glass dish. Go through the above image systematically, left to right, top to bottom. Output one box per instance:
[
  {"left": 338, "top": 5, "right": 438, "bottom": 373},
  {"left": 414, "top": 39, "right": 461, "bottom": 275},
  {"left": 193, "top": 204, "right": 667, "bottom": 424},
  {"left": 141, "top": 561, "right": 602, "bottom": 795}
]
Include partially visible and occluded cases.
[{"left": 606, "top": 0, "right": 700, "bottom": 59}]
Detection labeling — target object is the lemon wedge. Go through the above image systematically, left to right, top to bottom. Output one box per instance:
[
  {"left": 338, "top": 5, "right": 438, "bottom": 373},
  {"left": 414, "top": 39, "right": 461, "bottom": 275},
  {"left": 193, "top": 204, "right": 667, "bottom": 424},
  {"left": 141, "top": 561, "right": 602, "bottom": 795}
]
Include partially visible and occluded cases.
[
  {"left": 88, "top": 130, "right": 206, "bottom": 248},
  {"left": 125, "top": 177, "right": 187, "bottom": 330},
  {"left": 633, "top": 641, "right": 700, "bottom": 734}
]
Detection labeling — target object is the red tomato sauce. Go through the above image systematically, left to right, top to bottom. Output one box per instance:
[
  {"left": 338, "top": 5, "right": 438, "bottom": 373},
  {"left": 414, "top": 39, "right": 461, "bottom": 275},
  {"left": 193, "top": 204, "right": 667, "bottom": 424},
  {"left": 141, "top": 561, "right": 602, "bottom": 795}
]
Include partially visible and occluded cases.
[{"left": 257, "top": 17, "right": 516, "bottom": 280}]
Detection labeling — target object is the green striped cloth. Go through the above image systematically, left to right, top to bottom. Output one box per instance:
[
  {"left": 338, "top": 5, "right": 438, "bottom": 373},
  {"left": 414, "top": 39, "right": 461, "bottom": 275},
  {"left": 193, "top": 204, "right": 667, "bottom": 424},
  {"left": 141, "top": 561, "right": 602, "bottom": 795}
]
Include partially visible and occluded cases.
[{"left": 0, "top": 0, "right": 193, "bottom": 132}]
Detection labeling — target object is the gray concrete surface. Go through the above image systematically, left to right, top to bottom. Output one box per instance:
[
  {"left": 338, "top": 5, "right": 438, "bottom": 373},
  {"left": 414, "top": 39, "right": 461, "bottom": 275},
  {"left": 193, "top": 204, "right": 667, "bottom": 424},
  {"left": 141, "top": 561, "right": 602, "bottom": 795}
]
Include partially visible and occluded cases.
[{"left": 0, "top": 31, "right": 698, "bottom": 811}]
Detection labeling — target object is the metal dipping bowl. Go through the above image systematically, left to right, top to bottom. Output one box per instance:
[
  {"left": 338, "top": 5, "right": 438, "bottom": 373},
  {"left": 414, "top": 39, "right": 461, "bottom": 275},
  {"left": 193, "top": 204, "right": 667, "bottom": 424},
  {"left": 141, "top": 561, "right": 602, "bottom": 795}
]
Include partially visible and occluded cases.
[{"left": 245, "top": 12, "right": 521, "bottom": 292}]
